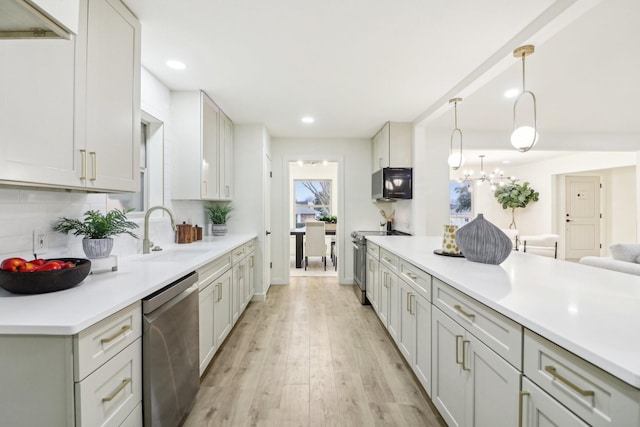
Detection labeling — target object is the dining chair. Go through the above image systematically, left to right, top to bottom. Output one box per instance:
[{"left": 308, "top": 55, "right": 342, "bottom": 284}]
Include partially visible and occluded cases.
[
  {"left": 304, "top": 221, "right": 327, "bottom": 270},
  {"left": 500, "top": 228, "right": 520, "bottom": 251}
]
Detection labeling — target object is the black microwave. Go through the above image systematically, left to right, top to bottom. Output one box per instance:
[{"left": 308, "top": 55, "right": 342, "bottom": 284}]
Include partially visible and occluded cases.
[{"left": 371, "top": 167, "right": 413, "bottom": 201}]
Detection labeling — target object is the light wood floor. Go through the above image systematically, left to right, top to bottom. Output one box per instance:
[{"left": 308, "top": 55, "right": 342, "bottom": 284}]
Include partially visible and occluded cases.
[{"left": 183, "top": 277, "right": 447, "bottom": 427}]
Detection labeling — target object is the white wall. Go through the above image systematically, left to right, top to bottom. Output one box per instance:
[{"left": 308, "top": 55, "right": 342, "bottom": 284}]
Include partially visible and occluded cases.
[{"left": 270, "top": 137, "right": 377, "bottom": 285}]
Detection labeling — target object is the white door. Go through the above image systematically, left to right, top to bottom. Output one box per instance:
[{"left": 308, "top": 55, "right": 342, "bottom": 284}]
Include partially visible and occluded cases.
[
  {"left": 264, "top": 154, "right": 272, "bottom": 295},
  {"left": 565, "top": 176, "right": 601, "bottom": 259}
]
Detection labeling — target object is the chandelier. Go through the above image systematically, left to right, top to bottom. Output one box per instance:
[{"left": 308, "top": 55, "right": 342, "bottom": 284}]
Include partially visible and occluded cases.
[{"left": 458, "top": 155, "right": 514, "bottom": 191}]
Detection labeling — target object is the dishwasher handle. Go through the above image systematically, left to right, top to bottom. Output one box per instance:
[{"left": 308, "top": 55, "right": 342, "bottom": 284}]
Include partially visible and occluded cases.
[{"left": 143, "top": 271, "right": 198, "bottom": 314}]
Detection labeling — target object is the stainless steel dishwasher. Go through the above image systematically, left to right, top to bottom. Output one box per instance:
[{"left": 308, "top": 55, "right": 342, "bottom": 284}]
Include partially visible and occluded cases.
[{"left": 143, "top": 271, "right": 199, "bottom": 427}]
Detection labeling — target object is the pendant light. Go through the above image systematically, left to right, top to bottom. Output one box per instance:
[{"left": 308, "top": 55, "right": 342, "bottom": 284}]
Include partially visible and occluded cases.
[
  {"left": 511, "top": 45, "right": 538, "bottom": 152},
  {"left": 447, "top": 98, "right": 464, "bottom": 170}
]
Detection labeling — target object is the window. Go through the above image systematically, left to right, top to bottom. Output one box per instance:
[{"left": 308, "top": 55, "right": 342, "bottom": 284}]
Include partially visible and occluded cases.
[
  {"left": 107, "top": 111, "right": 164, "bottom": 215},
  {"left": 294, "top": 180, "right": 332, "bottom": 227},
  {"left": 449, "top": 181, "right": 472, "bottom": 226}
]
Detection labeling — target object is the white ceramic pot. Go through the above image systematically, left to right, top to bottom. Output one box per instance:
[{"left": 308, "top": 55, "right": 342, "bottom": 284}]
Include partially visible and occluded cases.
[
  {"left": 212, "top": 224, "right": 227, "bottom": 236},
  {"left": 82, "top": 238, "right": 114, "bottom": 259}
]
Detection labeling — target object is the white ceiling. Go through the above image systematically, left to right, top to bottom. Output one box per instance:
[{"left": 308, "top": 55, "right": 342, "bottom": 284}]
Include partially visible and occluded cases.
[{"left": 123, "top": 0, "right": 638, "bottom": 146}]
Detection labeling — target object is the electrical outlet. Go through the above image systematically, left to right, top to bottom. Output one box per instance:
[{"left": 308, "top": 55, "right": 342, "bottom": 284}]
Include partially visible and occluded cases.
[{"left": 33, "top": 230, "right": 48, "bottom": 255}]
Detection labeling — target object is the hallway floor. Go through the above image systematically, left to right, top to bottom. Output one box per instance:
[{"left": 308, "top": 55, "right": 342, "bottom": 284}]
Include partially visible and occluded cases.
[{"left": 183, "top": 277, "right": 446, "bottom": 427}]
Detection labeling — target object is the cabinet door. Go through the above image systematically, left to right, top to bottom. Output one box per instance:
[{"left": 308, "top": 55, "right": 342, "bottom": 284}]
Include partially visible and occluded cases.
[
  {"left": 84, "top": 0, "right": 140, "bottom": 192},
  {"left": 0, "top": 38, "right": 80, "bottom": 187},
  {"left": 201, "top": 94, "right": 220, "bottom": 199},
  {"left": 219, "top": 112, "right": 234, "bottom": 200},
  {"left": 378, "top": 122, "right": 390, "bottom": 169},
  {"left": 247, "top": 253, "right": 255, "bottom": 302},
  {"left": 366, "top": 256, "right": 378, "bottom": 312},
  {"left": 231, "top": 262, "right": 244, "bottom": 325},
  {"left": 378, "top": 266, "right": 390, "bottom": 327},
  {"left": 387, "top": 268, "right": 400, "bottom": 343},
  {"left": 213, "top": 269, "right": 232, "bottom": 348},
  {"left": 398, "top": 278, "right": 416, "bottom": 364},
  {"left": 198, "top": 284, "right": 215, "bottom": 376},
  {"left": 414, "top": 292, "right": 432, "bottom": 396},
  {"left": 432, "top": 307, "right": 467, "bottom": 427},
  {"left": 466, "top": 332, "right": 520, "bottom": 427},
  {"left": 521, "top": 377, "right": 589, "bottom": 427}
]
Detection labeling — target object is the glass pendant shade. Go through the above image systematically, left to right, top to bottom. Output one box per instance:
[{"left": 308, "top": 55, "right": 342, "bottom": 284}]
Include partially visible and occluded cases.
[
  {"left": 511, "top": 125, "right": 539, "bottom": 151},
  {"left": 448, "top": 152, "right": 464, "bottom": 169}
]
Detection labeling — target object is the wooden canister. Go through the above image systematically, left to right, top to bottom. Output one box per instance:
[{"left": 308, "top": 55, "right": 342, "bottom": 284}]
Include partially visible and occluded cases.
[
  {"left": 177, "top": 223, "right": 193, "bottom": 244},
  {"left": 194, "top": 225, "right": 203, "bottom": 241}
]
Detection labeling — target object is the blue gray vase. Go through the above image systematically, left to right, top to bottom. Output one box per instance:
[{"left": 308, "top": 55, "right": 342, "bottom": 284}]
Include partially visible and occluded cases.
[{"left": 455, "top": 214, "right": 512, "bottom": 264}]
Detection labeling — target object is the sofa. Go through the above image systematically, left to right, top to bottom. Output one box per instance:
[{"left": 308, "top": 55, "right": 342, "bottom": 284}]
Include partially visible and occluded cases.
[{"left": 579, "top": 243, "right": 640, "bottom": 276}]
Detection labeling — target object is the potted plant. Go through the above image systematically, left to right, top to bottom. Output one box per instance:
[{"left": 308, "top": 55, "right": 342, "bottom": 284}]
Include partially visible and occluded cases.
[
  {"left": 493, "top": 179, "right": 539, "bottom": 229},
  {"left": 205, "top": 202, "right": 233, "bottom": 236},
  {"left": 52, "top": 209, "right": 138, "bottom": 258},
  {"left": 318, "top": 214, "right": 337, "bottom": 231}
]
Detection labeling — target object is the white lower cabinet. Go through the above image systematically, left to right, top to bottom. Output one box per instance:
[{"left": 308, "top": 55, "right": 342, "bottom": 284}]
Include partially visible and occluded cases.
[
  {"left": 246, "top": 251, "right": 256, "bottom": 304},
  {"left": 366, "top": 255, "right": 379, "bottom": 312},
  {"left": 377, "top": 264, "right": 392, "bottom": 327},
  {"left": 213, "top": 269, "right": 233, "bottom": 348},
  {"left": 198, "top": 281, "right": 216, "bottom": 375},
  {"left": 0, "top": 302, "right": 142, "bottom": 427},
  {"left": 431, "top": 307, "right": 520, "bottom": 427},
  {"left": 521, "top": 377, "right": 589, "bottom": 427},
  {"left": 120, "top": 402, "right": 143, "bottom": 427}
]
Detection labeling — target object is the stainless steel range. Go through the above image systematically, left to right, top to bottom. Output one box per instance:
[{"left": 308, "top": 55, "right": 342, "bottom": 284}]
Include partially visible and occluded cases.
[{"left": 351, "top": 230, "right": 410, "bottom": 304}]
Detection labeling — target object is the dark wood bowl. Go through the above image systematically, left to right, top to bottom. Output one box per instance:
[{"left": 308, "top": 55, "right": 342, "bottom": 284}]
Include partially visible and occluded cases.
[{"left": 0, "top": 258, "right": 91, "bottom": 295}]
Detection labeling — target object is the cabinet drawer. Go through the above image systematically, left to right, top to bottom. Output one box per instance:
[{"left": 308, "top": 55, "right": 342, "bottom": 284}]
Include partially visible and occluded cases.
[
  {"left": 245, "top": 238, "right": 256, "bottom": 254},
  {"left": 367, "top": 241, "right": 379, "bottom": 259},
  {"left": 231, "top": 245, "right": 246, "bottom": 264},
  {"left": 380, "top": 248, "right": 398, "bottom": 272},
  {"left": 198, "top": 253, "right": 232, "bottom": 289},
  {"left": 398, "top": 259, "right": 431, "bottom": 302},
  {"left": 433, "top": 278, "right": 522, "bottom": 368},
  {"left": 74, "top": 302, "right": 141, "bottom": 381},
  {"left": 524, "top": 330, "right": 640, "bottom": 427},
  {"left": 75, "top": 338, "right": 142, "bottom": 427}
]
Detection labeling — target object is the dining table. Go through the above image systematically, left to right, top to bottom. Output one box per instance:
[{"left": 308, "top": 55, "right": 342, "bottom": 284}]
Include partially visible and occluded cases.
[{"left": 290, "top": 227, "right": 336, "bottom": 268}]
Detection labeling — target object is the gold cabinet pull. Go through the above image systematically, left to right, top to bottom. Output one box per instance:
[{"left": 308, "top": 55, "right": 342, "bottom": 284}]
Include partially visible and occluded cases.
[
  {"left": 80, "top": 149, "right": 87, "bottom": 180},
  {"left": 89, "top": 151, "right": 97, "bottom": 181},
  {"left": 249, "top": 255, "right": 254, "bottom": 267},
  {"left": 405, "top": 272, "right": 417, "bottom": 281},
  {"left": 216, "top": 283, "right": 222, "bottom": 302},
  {"left": 409, "top": 294, "right": 415, "bottom": 315},
  {"left": 454, "top": 304, "right": 475, "bottom": 320},
  {"left": 100, "top": 325, "right": 131, "bottom": 344},
  {"left": 455, "top": 335, "right": 463, "bottom": 365},
  {"left": 462, "top": 340, "right": 471, "bottom": 371},
  {"left": 544, "top": 365, "right": 595, "bottom": 396},
  {"left": 102, "top": 377, "right": 132, "bottom": 402},
  {"left": 518, "top": 391, "right": 530, "bottom": 427}
]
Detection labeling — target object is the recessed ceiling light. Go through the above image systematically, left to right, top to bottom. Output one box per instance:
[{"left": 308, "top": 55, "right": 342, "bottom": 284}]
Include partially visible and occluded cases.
[
  {"left": 166, "top": 60, "right": 186, "bottom": 70},
  {"left": 504, "top": 88, "right": 519, "bottom": 98},
  {"left": 301, "top": 116, "right": 315, "bottom": 124}
]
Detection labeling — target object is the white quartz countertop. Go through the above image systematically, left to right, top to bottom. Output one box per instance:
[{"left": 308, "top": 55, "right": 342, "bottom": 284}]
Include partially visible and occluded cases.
[
  {"left": 0, "top": 234, "right": 256, "bottom": 335},
  {"left": 367, "top": 235, "right": 640, "bottom": 389}
]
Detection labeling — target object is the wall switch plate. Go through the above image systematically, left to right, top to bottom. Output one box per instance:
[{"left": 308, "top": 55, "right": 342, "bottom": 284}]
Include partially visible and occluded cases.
[{"left": 33, "top": 230, "right": 48, "bottom": 254}]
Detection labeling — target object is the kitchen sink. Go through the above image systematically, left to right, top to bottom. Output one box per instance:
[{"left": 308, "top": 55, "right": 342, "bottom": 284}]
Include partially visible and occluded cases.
[{"left": 145, "top": 249, "right": 211, "bottom": 263}]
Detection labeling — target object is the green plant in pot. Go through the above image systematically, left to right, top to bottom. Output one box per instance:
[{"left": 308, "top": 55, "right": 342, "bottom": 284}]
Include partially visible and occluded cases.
[
  {"left": 493, "top": 179, "right": 539, "bottom": 229},
  {"left": 205, "top": 202, "right": 233, "bottom": 236},
  {"left": 52, "top": 209, "right": 138, "bottom": 258}
]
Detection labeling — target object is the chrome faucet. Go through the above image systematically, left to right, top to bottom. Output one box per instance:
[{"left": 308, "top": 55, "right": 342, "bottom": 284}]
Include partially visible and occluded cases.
[{"left": 143, "top": 206, "right": 177, "bottom": 254}]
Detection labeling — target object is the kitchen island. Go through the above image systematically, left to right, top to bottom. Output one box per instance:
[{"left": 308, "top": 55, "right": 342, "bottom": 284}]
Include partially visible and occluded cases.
[{"left": 367, "top": 235, "right": 640, "bottom": 427}]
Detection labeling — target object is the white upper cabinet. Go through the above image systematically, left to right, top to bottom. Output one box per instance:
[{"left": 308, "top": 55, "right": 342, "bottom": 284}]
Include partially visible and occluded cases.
[
  {"left": 0, "top": 0, "right": 140, "bottom": 192},
  {"left": 171, "top": 90, "right": 234, "bottom": 200},
  {"left": 371, "top": 122, "right": 412, "bottom": 171}
]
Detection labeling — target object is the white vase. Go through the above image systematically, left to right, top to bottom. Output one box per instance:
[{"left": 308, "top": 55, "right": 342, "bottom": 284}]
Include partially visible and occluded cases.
[{"left": 82, "top": 238, "right": 114, "bottom": 259}]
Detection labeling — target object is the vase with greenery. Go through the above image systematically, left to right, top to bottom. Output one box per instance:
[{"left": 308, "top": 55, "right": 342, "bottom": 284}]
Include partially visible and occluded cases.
[
  {"left": 493, "top": 179, "right": 539, "bottom": 229},
  {"left": 205, "top": 202, "right": 233, "bottom": 236},
  {"left": 52, "top": 209, "right": 138, "bottom": 258},
  {"left": 318, "top": 214, "right": 337, "bottom": 231}
]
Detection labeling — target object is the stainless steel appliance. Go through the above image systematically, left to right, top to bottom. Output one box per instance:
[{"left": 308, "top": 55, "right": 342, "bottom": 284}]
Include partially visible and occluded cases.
[
  {"left": 371, "top": 167, "right": 413, "bottom": 201},
  {"left": 351, "top": 230, "right": 410, "bottom": 304},
  {"left": 143, "top": 271, "right": 200, "bottom": 427}
]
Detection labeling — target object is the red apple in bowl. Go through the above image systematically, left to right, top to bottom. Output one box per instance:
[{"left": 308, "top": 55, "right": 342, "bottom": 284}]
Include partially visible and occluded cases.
[{"left": 0, "top": 258, "right": 26, "bottom": 272}]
